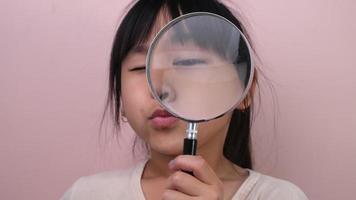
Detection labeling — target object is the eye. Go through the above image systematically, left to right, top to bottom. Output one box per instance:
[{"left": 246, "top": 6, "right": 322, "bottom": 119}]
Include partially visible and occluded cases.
[
  {"left": 172, "top": 58, "right": 206, "bottom": 66},
  {"left": 129, "top": 66, "right": 146, "bottom": 72}
]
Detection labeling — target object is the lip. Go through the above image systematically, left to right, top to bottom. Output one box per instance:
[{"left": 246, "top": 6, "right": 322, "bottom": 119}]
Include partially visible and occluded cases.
[{"left": 149, "top": 109, "right": 178, "bottom": 129}]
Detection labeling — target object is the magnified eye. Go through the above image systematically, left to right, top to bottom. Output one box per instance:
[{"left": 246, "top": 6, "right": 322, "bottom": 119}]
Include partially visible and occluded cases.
[{"left": 172, "top": 58, "right": 206, "bottom": 66}]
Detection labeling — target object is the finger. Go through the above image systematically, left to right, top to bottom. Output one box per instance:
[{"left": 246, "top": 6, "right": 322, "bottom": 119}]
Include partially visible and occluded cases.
[
  {"left": 169, "top": 155, "right": 219, "bottom": 185},
  {"left": 167, "top": 170, "right": 206, "bottom": 196},
  {"left": 162, "top": 189, "right": 191, "bottom": 200}
]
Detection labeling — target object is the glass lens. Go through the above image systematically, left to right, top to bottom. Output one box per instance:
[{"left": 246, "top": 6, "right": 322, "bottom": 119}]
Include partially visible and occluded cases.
[{"left": 147, "top": 13, "right": 253, "bottom": 122}]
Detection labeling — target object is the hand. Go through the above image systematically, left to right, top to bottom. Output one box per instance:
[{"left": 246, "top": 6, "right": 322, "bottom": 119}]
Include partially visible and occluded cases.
[{"left": 162, "top": 155, "right": 224, "bottom": 200}]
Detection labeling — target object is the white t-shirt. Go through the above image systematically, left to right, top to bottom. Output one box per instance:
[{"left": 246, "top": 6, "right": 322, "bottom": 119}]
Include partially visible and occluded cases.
[{"left": 61, "top": 159, "right": 308, "bottom": 200}]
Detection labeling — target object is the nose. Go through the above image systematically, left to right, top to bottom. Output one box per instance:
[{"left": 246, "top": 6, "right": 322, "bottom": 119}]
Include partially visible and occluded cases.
[
  {"left": 155, "top": 83, "right": 176, "bottom": 103},
  {"left": 159, "top": 90, "right": 169, "bottom": 101}
]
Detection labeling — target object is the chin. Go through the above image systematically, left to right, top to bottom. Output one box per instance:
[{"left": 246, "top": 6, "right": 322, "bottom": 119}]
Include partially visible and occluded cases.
[
  {"left": 143, "top": 125, "right": 186, "bottom": 156},
  {"left": 149, "top": 139, "right": 183, "bottom": 156}
]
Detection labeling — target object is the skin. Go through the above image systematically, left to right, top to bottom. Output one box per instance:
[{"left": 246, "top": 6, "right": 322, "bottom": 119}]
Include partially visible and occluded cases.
[{"left": 120, "top": 11, "right": 250, "bottom": 200}]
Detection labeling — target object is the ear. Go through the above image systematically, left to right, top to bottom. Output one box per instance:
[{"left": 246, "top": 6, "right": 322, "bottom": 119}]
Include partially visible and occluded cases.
[
  {"left": 237, "top": 74, "right": 257, "bottom": 110},
  {"left": 237, "top": 95, "right": 251, "bottom": 110},
  {"left": 120, "top": 97, "right": 126, "bottom": 117},
  {"left": 121, "top": 108, "right": 126, "bottom": 117}
]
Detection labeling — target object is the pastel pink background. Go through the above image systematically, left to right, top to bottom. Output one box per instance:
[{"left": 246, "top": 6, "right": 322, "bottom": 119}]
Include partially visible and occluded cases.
[{"left": 1, "top": 0, "right": 355, "bottom": 199}]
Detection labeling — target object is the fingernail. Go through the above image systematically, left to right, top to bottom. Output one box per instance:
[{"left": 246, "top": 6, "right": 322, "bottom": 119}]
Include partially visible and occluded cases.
[{"left": 168, "top": 159, "right": 175, "bottom": 168}]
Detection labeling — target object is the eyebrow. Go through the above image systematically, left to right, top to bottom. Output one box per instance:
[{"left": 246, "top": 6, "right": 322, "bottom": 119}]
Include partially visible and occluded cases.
[{"left": 131, "top": 45, "right": 148, "bottom": 54}]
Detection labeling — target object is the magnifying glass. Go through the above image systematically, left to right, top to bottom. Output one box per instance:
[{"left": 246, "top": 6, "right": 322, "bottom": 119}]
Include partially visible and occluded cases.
[{"left": 146, "top": 12, "right": 254, "bottom": 156}]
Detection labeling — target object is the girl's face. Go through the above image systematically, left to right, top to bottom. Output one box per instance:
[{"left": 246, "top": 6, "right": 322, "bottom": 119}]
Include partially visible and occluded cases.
[{"left": 120, "top": 16, "right": 234, "bottom": 156}]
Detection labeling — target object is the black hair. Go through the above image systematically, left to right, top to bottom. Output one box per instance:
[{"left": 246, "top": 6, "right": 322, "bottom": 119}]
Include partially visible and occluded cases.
[{"left": 106, "top": 0, "right": 258, "bottom": 169}]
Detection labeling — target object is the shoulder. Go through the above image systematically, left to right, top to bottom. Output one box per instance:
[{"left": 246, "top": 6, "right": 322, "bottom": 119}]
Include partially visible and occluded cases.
[
  {"left": 60, "top": 160, "right": 146, "bottom": 200},
  {"left": 247, "top": 170, "right": 309, "bottom": 200}
]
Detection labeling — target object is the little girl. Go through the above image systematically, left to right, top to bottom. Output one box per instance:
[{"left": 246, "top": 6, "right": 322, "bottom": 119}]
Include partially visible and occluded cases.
[{"left": 61, "top": 0, "right": 308, "bottom": 199}]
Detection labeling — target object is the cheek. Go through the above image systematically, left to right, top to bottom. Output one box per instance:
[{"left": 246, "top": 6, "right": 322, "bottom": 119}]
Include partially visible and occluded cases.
[
  {"left": 120, "top": 72, "right": 153, "bottom": 137},
  {"left": 121, "top": 78, "right": 146, "bottom": 114}
]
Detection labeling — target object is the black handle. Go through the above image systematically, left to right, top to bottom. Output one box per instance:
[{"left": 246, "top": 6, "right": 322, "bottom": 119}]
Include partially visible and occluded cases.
[
  {"left": 182, "top": 138, "right": 197, "bottom": 176},
  {"left": 183, "top": 138, "right": 197, "bottom": 155}
]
